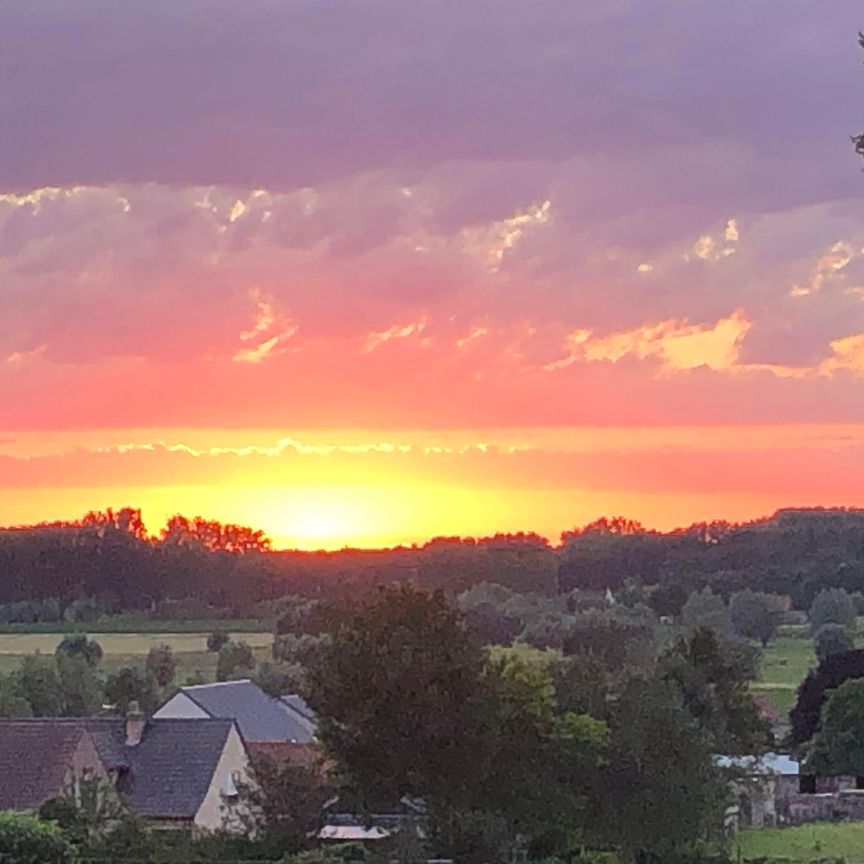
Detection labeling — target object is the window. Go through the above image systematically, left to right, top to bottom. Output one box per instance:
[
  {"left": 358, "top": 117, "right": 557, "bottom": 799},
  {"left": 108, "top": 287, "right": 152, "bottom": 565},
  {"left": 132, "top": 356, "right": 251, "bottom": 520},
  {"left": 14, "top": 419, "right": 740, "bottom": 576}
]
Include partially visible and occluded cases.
[{"left": 223, "top": 770, "right": 240, "bottom": 799}]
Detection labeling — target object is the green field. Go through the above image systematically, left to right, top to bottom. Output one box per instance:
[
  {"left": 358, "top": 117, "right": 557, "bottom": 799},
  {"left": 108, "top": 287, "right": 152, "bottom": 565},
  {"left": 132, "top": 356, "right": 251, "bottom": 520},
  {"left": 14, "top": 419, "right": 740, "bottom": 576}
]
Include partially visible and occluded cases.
[
  {"left": 752, "top": 621, "right": 864, "bottom": 714},
  {"left": 0, "top": 630, "right": 274, "bottom": 685},
  {"left": 0, "top": 631, "right": 272, "bottom": 655},
  {"left": 752, "top": 636, "right": 819, "bottom": 713},
  {"left": 736, "top": 822, "right": 864, "bottom": 862}
]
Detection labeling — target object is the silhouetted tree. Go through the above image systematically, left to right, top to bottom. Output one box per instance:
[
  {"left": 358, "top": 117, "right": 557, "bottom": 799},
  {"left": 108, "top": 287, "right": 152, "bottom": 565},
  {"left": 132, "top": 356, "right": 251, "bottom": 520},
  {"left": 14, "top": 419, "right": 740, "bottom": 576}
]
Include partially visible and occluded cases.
[
  {"left": 160, "top": 515, "right": 271, "bottom": 553},
  {"left": 790, "top": 648, "right": 864, "bottom": 747}
]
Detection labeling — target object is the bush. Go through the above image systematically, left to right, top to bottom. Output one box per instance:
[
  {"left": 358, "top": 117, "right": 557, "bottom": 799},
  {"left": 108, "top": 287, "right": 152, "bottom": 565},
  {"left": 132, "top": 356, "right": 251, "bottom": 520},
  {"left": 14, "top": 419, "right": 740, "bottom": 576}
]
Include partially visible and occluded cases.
[
  {"left": 207, "top": 631, "right": 229, "bottom": 652},
  {"left": 56, "top": 633, "right": 103, "bottom": 666},
  {"left": 217, "top": 640, "right": 256, "bottom": 681},
  {"left": 146, "top": 643, "right": 178, "bottom": 687},
  {"left": 255, "top": 660, "right": 304, "bottom": 697},
  {"left": 104, "top": 666, "right": 159, "bottom": 713},
  {"left": 38, "top": 797, "right": 87, "bottom": 844},
  {"left": 0, "top": 811, "right": 75, "bottom": 864}
]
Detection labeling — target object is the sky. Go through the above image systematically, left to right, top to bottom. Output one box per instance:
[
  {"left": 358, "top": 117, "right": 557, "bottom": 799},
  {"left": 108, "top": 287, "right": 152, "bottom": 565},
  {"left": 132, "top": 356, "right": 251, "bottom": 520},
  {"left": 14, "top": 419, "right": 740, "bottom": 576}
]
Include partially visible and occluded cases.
[{"left": 2, "top": 0, "right": 864, "bottom": 548}]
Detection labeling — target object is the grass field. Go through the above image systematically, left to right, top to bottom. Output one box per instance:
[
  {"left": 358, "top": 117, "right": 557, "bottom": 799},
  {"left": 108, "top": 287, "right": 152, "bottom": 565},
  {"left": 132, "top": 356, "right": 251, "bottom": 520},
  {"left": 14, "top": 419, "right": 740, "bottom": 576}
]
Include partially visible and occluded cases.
[
  {"left": 751, "top": 621, "right": 864, "bottom": 714},
  {"left": 0, "top": 630, "right": 274, "bottom": 685},
  {"left": 0, "top": 631, "right": 272, "bottom": 655},
  {"left": 752, "top": 636, "right": 818, "bottom": 713},
  {"left": 736, "top": 822, "right": 864, "bottom": 862}
]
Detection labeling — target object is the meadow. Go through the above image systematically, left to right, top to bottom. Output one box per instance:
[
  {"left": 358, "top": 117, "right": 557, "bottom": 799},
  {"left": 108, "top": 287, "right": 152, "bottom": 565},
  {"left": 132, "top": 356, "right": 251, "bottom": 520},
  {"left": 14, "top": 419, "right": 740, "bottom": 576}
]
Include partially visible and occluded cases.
[
  {"left": 750, "top": 621, "right": 864, "bottom": 714},
  {"left": 0, "top": 628, "right": 274, "bottom": 683},
  {"left": 736, "top": 821, "right": 864, "bottom": 863}
]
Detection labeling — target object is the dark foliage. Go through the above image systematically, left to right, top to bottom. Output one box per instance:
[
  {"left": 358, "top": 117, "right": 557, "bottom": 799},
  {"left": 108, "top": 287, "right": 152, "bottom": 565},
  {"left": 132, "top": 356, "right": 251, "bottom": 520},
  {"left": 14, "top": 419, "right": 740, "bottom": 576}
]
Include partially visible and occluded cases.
[
  {"left": 5, "top": 508, "right": 864, "bottom": 622},
  {"left": 55, "top": 634, "right": 103, "bottom": 666},
  {"left": 790, "top": 648, "right": 864, "bottom": 746}
]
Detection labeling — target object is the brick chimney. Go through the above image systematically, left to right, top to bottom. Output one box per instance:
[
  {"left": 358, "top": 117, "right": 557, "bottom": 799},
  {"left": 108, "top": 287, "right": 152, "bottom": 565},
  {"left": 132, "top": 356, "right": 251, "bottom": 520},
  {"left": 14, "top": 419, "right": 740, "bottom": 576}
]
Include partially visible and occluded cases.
[{"left": 125, "top": 700, "right": 146, "bottom": 747}]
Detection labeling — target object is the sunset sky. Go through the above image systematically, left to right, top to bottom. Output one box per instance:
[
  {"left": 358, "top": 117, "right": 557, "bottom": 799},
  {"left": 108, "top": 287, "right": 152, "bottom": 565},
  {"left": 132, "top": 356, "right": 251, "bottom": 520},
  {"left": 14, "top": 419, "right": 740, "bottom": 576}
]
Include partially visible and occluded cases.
[{"left": 2, "top": 1, "right": 864, "bottom": 548}]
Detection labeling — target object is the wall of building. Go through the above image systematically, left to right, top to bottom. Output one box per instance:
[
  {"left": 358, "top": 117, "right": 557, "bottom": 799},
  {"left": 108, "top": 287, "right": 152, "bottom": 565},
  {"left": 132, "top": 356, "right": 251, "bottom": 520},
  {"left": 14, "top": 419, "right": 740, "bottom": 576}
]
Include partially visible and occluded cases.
[
  {"left": 152, "top": 693, "right": 210, "bottom": 720},
  {"left": 194, "top": 724, "right": 252, "bottom": 832},
  {"left": 61, "top": 729, "right": 110, "bottom": 803}
]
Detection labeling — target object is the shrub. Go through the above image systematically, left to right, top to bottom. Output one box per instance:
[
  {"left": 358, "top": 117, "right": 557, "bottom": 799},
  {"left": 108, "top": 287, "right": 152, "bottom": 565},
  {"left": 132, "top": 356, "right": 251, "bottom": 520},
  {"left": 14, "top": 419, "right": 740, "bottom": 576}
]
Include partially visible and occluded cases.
[
  {"left": 207, "top": 631, "right": 229, "bottom": 652},
  {"left": 56, "top": 633, "right": 103, "bottom": 666},
  {"left": 217, "top": 640, "right": 256, "bottom": 681},
  {"left": 145, "top": 643, "right": 178, "bottom": 687},
  {"left": 0, "top": 811, "right": 75, "bottom": 864}
]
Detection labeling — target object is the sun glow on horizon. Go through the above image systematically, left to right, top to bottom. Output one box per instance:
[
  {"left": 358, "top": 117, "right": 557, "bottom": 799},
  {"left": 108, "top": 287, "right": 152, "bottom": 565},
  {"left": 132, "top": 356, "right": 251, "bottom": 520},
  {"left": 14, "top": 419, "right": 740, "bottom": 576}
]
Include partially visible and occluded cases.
[{"left": 6, "top": 425, "right": 864, "bottom": 550}]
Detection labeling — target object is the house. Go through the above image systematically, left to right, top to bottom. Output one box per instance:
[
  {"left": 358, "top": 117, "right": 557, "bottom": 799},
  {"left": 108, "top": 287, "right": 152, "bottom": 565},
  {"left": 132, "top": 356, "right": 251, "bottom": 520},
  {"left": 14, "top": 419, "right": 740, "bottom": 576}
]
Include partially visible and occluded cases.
[
  {"left": 154, "top": 679, "right": 318, "bottom": 767},
  {"left": 0, "top": 707, "right": 252, "bottom": 831},
  {"left": 0, "top": 718, "right": 107, "bottom": 812},
  {"left": 717, "top": 752, "right": 864, "bottom": 828},
  {"left": 717, "top": 753, "right": 801, "bottom": 828}
]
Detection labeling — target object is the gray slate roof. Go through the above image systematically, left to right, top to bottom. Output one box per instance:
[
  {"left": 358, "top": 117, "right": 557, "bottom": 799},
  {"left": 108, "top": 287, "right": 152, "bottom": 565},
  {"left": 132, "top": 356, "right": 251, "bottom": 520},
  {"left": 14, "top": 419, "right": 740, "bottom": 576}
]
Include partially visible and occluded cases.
[
  {"left": 181, "top": 680, "right": 316, "bottom": 743},
  {"left": 280, "top": 693, "right": 316, "bottom": 722},
  {"left": 88, "top": 717, "right": 235, "bottom": 819},
  {"left": 121, "top": 718, "right": 235, "bottom": 818}
]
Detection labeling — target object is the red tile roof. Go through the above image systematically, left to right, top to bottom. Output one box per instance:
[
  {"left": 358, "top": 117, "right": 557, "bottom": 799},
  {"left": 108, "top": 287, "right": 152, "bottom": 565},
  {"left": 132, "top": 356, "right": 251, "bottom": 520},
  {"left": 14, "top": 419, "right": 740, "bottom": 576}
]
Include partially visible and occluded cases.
[{"left": 0, "top": 719, "right": 93, "bottom": 811}]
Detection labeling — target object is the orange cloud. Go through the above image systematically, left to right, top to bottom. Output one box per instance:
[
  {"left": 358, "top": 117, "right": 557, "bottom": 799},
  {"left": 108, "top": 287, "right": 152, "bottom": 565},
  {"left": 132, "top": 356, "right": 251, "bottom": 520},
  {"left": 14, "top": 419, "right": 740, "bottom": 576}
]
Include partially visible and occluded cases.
[{"left": 547, "top": 310, "right": 750, "bottom": 373}]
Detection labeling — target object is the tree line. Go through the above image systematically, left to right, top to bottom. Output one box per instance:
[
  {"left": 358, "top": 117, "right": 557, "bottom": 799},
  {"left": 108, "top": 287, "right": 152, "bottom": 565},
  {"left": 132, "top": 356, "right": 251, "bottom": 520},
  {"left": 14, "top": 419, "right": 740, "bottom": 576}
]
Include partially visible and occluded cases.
[{"left": 5, "top": 507, "right": 864, "bottom": 618}]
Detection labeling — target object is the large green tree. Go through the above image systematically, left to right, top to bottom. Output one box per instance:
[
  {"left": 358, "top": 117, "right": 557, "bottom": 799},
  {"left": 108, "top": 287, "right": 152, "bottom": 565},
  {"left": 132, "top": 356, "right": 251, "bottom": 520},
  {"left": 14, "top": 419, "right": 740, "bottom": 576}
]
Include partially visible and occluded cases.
[
  {"left": 306, "top": 583, "right": 490, "bottom": 807},
  {"left": 681, "top": 588, "right": 731, "bottom": 635},
  {"left": 810, "top": 588, "right": 857, "bottom": 632},
  {"left": 729, "top": 590, "right": 779, "bottom": 646},
  {"left": 660, "top": 627, "right": 771, "bottom": 754},
  {"left": 427, "top": 643, "right": 607, "bottom": 862},
  {"left": 591, "top": 678, "right": 727, "bottom": 863},
  {"left": 809, "top": 678, "right": 864, "bottom": 776}
]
